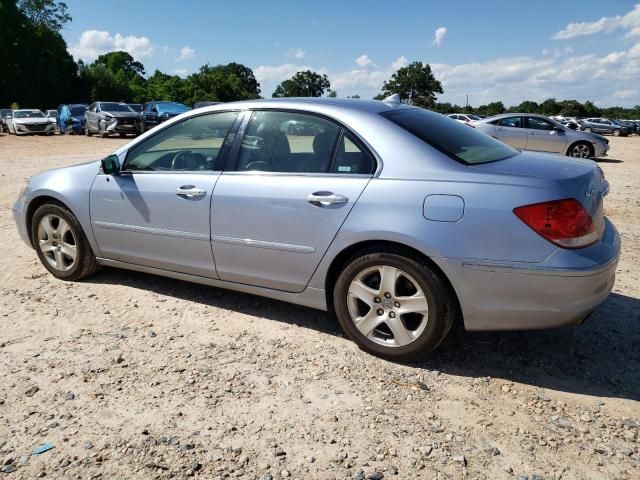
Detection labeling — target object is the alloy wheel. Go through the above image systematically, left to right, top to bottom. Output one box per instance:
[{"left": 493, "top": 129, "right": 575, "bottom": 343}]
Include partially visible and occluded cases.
[
  {"left": 571, "top": 144, "right": 591, "bottom": 158},
  {"left": 37, "top": 214, "right": 77, "bottom": 272},
  {"left": 347, "top": 265, "right": 429, "bottom": 347}
]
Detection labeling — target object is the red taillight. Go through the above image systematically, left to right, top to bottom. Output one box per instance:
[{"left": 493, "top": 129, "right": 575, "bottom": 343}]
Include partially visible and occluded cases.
[{"left": 514, "top": 198, "right": 599, "bottom": 249}]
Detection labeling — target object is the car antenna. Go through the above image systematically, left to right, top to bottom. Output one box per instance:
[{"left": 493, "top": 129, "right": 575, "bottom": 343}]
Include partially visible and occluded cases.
[{"left": 382, "top": 93, "right": 401, "bottom": 105}]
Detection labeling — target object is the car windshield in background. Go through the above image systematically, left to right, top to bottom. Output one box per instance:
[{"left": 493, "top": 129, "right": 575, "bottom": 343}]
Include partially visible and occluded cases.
[
  {"left": 157, "top": 102, "right": 189, "bottom": 113},
  {"left": 101, "top": 103, "right": 133, "bottom": 112},
  {"left": 128, "top": 104, "right": 143, "bottom": 112},
  {"left": 70, "top": 107, "right": 87, "bottom": 116},
  {"left": 381, "top": 108, "right": 518, "bottom": 165},
  {"left": 14, "top": 110, "right": 45, "bottom": 118},
  {"left": 468, "top": 114, "right": 481, "bottom": 121}
]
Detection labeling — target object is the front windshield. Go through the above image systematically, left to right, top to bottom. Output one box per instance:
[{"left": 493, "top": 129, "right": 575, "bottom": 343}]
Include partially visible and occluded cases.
[
  {"left": 157, "top": 102, "right": 189, "bottom": 114},
  {"left": 100, "top": 103, "right": 134, "bottom": 112},
  {"left": 128, "top": 104, "right": 143, "bottom": 112},
  {"left": 70, "top": 106, "right": 87, "bottom": 116},
  {"left": 381, "top": 108, "right": 518, "bottom": 165},
  {"left": 14, "top": 110, "right": 45, "bottom": 118},
  {"left": 468, "top": 114, "right": 481, "bottom": 121}
]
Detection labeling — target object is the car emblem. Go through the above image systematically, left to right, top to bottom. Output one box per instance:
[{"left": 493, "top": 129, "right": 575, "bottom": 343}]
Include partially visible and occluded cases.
[{"left": 585, "top": 188, "right": 598, "bottom": 198}]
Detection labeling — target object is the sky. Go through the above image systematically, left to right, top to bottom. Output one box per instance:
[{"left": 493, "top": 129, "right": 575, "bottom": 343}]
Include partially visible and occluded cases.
[{"left": 61, "top": 0, "right": 640, "bottom": 107}]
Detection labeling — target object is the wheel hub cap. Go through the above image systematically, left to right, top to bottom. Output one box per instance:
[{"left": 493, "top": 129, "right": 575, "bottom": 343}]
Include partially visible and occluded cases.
[{"left": 37, "top": 214, "right": 77, "bottom": 272}]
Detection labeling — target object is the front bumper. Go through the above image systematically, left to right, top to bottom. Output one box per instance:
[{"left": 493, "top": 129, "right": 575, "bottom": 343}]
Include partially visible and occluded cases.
[
  {"left": 105, "top": 120, "right": 137, "bottom": 134},
  {"left": 15, "top": 122, "right": 55, "bottom": 135},
  {"left": 12, "top": 194, "right": 31, "bottom": 247},
  {"left": 442, "top": 218, "right": 621, "bottom": 331}
]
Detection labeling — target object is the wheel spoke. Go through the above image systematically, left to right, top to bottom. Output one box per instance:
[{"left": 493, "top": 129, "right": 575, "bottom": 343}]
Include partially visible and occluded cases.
[
  {"left": 40, "top": 217, "right": 55, "bottom": 238},
  {"left": 57, "top": 218, "right": 70, "bottom": 238},
  {"left": 39, "top": 239, "right": 56, "bottom": 253},
  {"left": 61, "top": 243, "right": 77, "bottom": 262},
  {"left": 54, "top": 249, "right": 65, "bottom": 269},
  {"left": 378, "top": 265, "right": 398, "bottom": 296},
  {"left": 348, "top": 279, "right": 378, "bottom": 306},
  {"left": 397, "top": 294, "right": 429, "bottom": 315},
  {"left": 355, "top": 309, "right": 384, "bottom": 337},
  {"left": 386, "top": 317, "right": 413, "bottom": 346}
]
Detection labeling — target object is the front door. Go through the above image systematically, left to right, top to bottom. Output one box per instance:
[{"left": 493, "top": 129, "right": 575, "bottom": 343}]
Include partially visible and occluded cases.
[
  {"left": 90, "top": 110, "right": 240, "bottom": 277},
  {"left": 211, "top": 110, "right": 377, "bottom": 292},
  {"left": 494, "top": 116, "right": 527, "bottom": 149},
  {"left": 524, "top": 116, "right": 567, "bottom": 153}
]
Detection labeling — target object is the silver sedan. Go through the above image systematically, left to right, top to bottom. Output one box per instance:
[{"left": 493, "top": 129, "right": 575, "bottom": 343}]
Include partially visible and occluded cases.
[
  {"left": 12, "top": 98, "right": 620, "bottom": 361},
  {"left": 473, "top": 113, "right": 609, "bottom": 159}
]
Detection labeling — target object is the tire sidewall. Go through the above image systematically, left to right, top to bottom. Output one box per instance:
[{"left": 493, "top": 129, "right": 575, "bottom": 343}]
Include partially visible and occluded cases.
[
  {"left": 31, "top": 204, "right": 87, "bottom": 281},
  {"left": 333, "top": 252, "right": 447, "bottom": 361}
]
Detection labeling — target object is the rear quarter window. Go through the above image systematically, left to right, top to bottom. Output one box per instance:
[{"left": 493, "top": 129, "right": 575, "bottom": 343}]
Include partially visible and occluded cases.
[{"left": 381, "top": 108, "right": 518, "bottom": 165}]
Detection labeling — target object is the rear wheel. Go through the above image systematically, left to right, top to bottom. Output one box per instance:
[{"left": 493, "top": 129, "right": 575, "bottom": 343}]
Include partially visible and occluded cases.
[
  {"left": 613, "top": 129, "right": 621, "bottom": 137},
  {"left": 567, "top": 142, "right": 594, "bottom": 158},
  {"left": 31, "top": 203, "right": 99, "bottom": 281},
  {"left": 333, "top": 249, "right": 457, "bottom": 362}
]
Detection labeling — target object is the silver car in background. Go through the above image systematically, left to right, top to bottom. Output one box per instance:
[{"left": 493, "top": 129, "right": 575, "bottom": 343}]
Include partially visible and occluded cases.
[
  {"left": 12, "top": 98, "right": 620, "bottom": 361},
  {"left": 9, "top": 109, "right": 57, "bottom": 135},
  {"left": 473, "top": 113, "right": 609, "bottom": 159}
]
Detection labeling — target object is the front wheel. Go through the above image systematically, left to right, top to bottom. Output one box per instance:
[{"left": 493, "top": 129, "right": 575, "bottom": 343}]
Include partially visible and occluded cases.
[
  {"left": 99, "top": 121, "right": 109, "bottom": 138},
  {"left": 85, "top": 124, "right": 93, "bottom": 137},
  {"left": 583, "top": 127, "right": 592, "bottom": 133},
  {"left": 612, "top": 129, "right": 621, "bottom": 137},
  {"left": 567, "top": 142, "right": 594, "bottom": 158},
  {"left": 31, "top": 203, "right": 100, "bottom": 281},
  {"left": 333, "top": 250, "right": 457, "bottom": 361}
]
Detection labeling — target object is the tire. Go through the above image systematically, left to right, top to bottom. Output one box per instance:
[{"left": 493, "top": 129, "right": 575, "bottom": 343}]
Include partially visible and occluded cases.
[
  {"left": 99, "top": 121, "right": 109, "bottom": 138},
  {"left": 138, "top": 121, "right": 145, "bottom": 135},
  {"left": 85, "top": 123, "right": 93, "bottom": 137},
  {"left": 583, "top": 127, "right": 592, "bottom": 133},
  {"left": 612, "top": 129, "right": 621, "bottom": 137},
  {"left": 119, "top": 132, "right": 126, "bottom": 138},
  {"left": 567, "top": 141, "right": 594, "bottom": 158},
  {"left": 31, "top": 203, "right": 100, "bottom": 281},
  {"left": 333, "top": 248, "right": 457, "bottom": 362}
]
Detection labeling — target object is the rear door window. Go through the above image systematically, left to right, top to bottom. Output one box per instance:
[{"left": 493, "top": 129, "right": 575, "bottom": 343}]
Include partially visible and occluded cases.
[{"left": 497, "top": 116, "right": 523, "bottom": 128}]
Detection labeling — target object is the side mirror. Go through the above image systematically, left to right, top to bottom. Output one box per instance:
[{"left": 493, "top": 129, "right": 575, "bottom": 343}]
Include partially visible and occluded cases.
[
  {"left": 553, "top": 126, "right": 564, "bottom": 133},
  {"left": 101, "top": 154, "right": 121, "bottom": 175}
]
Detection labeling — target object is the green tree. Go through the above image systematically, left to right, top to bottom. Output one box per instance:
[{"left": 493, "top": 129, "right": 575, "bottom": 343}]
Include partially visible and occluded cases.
[
  {"left": 17, "top": 0, "right": 70, "bottom": 31},
  {"left": 378, "top": 61, "right": 443, "bottom": 108},
  {"left": 187, "top": 63, "right": 261, "bottom": 103},
  {"left": 146, "top": 70, "right": 190, "bottom": 104},
  {"left": 272, "top": 70, "right": 330, "bottom": 97},
  {"left": 327, "top": 90, "right": 337, "bottom": 98},
  {"left": 347, "top": 94, "right": 360, "bottom": 99},
  {"left": 539, "top": 98, "right": 560, "bottom": 116},
  {"left": 509, "top": 100, "right": 539, "bottom": 113},
  {"left": 558, "top": 100, "right": 585, "bottom": 117},
  {"left": 582, "top": 100, "right": 601, "bottom": 117},
  {"left": 475, "top": 101, "right": 505, "bottom": 116}
]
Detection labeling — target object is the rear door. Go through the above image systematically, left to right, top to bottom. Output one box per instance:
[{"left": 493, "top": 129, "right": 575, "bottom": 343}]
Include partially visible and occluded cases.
[
  {"left": 211, "top": 109, "right": 376, "bottom": 292},
  {"left": 494, "top": 116, "right": 527, "bottom": 149},
  {"left": 524, "top": 116, "right": 567, "bottom": 154}
]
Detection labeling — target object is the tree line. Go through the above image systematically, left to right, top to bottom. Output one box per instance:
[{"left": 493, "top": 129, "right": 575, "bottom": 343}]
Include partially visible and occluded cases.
[{"left": 1, "top": 0, "right": 639, "bottom": 120}]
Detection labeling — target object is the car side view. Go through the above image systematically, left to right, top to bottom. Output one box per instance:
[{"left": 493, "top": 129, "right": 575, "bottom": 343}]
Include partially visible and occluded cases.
[
  {"left": 12, "top": 98, "right": 620, "bottom": 361},
  {"left": 84, "top": 102, "right": 139, "bottom": 138},
  {"left": 59, "top": 104, "right": 88, "bottom": 135},
  {"left": 473, "top": 113, "right": 609, "bottom": 159},
  {"left": 579, "top": 118, "right": 632, "bottom": 136}
]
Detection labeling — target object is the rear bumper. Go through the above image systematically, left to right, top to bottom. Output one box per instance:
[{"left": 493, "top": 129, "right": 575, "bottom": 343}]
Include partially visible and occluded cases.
[{"left": 442, "top": 218, "right": 621, "bottom": 331}]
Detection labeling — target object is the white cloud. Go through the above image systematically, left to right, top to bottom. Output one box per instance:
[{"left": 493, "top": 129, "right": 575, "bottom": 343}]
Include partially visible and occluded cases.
[
  {"left": 552, "top": 4, "right": 640, "bottom": 40},
  {"left": 432, "top": 27, "right": 447, "bottom": 47},
  {"left": 69, "top": 30, "right": 154, "bottom": 61},
  {"left": 176, "top": 46, "right": 195, "bottom": 61},
  {"left": 287, "top": 48, "right": 306, "bottom": 59},
  {"left": 355, "top": 54, "right": 376, "bottom": 68},
  {"left": 392, "top": 56, "right": 409, "bottom": 70},
  {"left": 253, "top": 63, "right": 329, "bottom": 95},
  {"left": 612, "top": 89, "right": 637, "bottom": 99}
]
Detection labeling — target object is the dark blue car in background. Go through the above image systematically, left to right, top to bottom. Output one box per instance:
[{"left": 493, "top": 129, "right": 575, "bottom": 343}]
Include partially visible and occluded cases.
[
  {"left": 137, "top": 101, "right": 190, "bottom": 134},
  {"left": 59, "top": 104, "right": 88, "bottom": 134}
]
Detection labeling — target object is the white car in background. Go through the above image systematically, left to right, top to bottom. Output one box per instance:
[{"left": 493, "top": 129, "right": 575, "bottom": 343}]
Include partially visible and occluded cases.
[
  {"left": 9, "top": 109, "right": 56, "bottom": 136},
  {"left": 447, "top": 113, "right": 482, "bottom": 124}
]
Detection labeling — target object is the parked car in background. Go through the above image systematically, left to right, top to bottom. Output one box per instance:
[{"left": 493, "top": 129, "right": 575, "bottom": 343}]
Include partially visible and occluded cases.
[
  {"left": 12, "top": 98, "right": 619, "bottom": 361},
  {"left": 137, "top": 101, "right": 190, "bottom": 134},
  {"left": 84, "top": 102, "right": 139, "bottom": 138},
  {"left": 127, "top": 103, "right": 143, "bottom": 113},
  {"left": 59, "top": 104, "right": 88, "bottom": 135},
  {"left": 0, "top": 109, "right": 12, "bottom": 133},
  {"left": 8, "top": 109, "right": 56, "bottom": 135},
  {"left": 44, "top": 110, "right": 59, "bottom": 133},
  {"left": 446, "top": 113, "right": 481, "bottom": 124},
  {"left": 473, "top": 113, "right": 609, "bottom": 158},
  {"left": 579, "top": 118, "right": 631, "bottom": 136},
  {"left": 616, "top": 119, "right": 639, "bottom": 134},
  {"left": 562, "top": 120, "right": 580, "bottom": 130}
]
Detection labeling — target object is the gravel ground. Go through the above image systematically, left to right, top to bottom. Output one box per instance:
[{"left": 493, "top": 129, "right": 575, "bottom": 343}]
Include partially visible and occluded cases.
[{"left": 0, "top": 132, "right": 638, "bottom": 480}]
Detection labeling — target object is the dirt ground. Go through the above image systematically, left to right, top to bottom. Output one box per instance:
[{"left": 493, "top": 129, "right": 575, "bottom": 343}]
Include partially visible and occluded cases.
[{"left": 0, "top": 132, "right": 638, "bottom": 480}]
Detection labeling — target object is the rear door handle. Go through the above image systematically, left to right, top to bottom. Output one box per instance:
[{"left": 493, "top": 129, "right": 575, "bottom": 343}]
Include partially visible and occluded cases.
[
  {"left": 176, "top": 185, "right": 207, "bottom": 198},
  {"left": 307, "top": 191, "right": 348, "bottom": 207}
]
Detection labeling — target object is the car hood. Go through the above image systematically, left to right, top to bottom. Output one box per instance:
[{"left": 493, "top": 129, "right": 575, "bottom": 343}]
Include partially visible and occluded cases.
[
  {"left": 103, "top": 111, "right": 139, "bottom": 119},
  {"left": 14, "top": 117, "right": 52, "bottom": 124},
  {"left": 473, "top": 151, "right": 605, "bottom": 216}
]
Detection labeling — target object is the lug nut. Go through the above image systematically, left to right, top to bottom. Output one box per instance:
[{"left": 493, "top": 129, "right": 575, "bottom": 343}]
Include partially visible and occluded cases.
[
  {"left": 384, "top": 292, "right": 392, "bottom": 298},
  {"left": 374, "top": 297, "right": 381, "bottom": 303},
  {"left": 394, "top": 302, "right": 400, "bottom": 308},
  {"left": 377, "top": 309, "right": 384, "bottom": 316},
  {"left": 389, "top": 312, "right": 396, "bottom": 318}
]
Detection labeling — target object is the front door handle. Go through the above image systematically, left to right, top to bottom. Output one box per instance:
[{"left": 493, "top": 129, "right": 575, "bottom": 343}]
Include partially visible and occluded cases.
[
  {"left": 176, "top": 185, "right": 207, "bottom": 198},
  {"left": 307, "top": 191, "right": 348, "bottom": 207}
]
